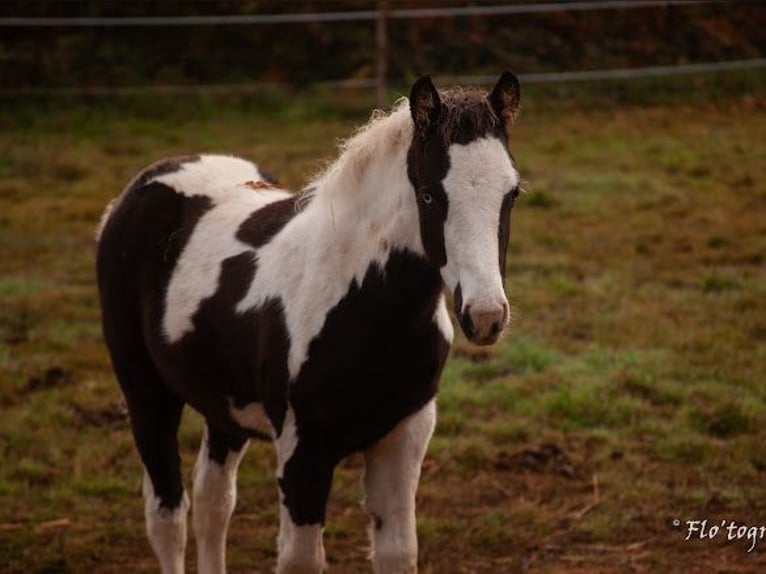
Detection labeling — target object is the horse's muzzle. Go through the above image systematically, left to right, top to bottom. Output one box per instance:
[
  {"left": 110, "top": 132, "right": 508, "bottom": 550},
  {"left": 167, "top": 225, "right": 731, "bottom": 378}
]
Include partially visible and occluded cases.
[{"left": 454, "top": 285, "right": 509, "bottom": 346}]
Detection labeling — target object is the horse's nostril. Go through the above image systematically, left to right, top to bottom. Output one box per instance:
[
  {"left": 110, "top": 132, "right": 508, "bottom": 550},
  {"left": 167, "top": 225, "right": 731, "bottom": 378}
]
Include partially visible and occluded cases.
[
  {"left": 461, "top": 307, "right": 475, "bottom": 339},
  {"left": 490, "top": 321, "right": 501, "bottom": 337}
]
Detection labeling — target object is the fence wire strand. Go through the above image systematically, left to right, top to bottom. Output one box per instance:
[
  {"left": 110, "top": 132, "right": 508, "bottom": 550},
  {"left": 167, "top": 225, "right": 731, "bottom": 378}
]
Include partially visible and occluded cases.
[{"left": 1, "top": 59, "right": 764, "bottom": 97}]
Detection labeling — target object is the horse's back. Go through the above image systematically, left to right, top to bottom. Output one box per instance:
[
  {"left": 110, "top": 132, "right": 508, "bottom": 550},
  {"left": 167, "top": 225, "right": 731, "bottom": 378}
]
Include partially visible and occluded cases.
[{"left": 96, "top": 153, "right": 274, "bottom": 314}]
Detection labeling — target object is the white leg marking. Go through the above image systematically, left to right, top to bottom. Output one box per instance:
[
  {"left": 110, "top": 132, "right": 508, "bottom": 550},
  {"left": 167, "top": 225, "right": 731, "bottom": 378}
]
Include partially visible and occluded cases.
[
  {"left": 363, "top": 400, "right": 436, "bottom": 574},
  {"left": 274, "top": 405, "right": 325, "bottom": 573},
  {"left": 275, "top": 405, "right": 298, "bottom": 479},
  {"left": 192, "top": 429, "right": 249, "bottom": 574},
  {"left": 143, "top": 469, "right": 189, "bottom": 574},
  {"left": 276, "top": 509, "right": 326, "bottom": 574}
]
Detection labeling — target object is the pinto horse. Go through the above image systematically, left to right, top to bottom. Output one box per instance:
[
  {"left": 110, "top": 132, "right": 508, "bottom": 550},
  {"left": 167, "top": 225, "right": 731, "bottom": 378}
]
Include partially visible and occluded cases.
[{"left": 96, "top": 72, "right": 521, "bottom": 574}]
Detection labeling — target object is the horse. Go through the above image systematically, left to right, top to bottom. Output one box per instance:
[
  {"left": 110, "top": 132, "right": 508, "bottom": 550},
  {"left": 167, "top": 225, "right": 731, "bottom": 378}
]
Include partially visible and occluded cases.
[{"left": 96, "top": 71, "right": 522, "bottom": 574}]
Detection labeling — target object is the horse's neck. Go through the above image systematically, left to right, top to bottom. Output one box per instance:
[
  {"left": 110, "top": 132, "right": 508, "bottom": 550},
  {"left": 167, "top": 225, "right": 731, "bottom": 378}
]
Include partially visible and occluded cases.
[{"left": 303, "top": 145, "right": 424, "bottom": 262}]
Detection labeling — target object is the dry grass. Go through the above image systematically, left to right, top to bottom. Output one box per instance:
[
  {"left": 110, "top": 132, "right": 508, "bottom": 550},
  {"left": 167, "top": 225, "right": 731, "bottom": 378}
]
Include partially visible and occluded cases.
[{"left": 1, "top": 77, "right": 765, "bottom": 573}]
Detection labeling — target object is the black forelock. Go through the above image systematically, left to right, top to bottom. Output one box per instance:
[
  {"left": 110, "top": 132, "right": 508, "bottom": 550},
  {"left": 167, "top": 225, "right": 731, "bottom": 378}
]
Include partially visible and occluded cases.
[{"left": 437, "top": 88, "right": 504, "bottom": 145}]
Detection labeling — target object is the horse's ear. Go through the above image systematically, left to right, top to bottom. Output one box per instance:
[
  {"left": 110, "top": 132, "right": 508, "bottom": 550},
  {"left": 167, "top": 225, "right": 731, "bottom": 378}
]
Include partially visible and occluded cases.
[
  {"left": 488, "top": 70, "right": 521, "bottom": 126},
  {"left": 410, "top": 75, "right": 442, "bottom": 135}
]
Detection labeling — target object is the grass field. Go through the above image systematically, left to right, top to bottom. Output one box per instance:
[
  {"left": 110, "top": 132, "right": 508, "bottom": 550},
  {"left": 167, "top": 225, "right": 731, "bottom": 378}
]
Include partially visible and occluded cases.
[{"left": 1, "top": 74, "right": 765, "bottom": 573}]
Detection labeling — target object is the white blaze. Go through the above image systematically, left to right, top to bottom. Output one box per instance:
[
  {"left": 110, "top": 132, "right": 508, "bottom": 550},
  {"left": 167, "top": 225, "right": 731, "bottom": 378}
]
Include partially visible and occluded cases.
[{"left": 440, "top": 137, "right": 518, "bottom": 313}]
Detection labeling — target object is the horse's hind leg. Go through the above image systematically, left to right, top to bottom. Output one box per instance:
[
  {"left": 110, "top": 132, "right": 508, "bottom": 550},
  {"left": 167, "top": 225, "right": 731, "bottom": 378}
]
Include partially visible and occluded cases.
[
  {"left": 111, "top": 345, "right": 188, "bottom": 574},
  {"left": 192, "top": 423, "right": 249, "bottom": 574}
]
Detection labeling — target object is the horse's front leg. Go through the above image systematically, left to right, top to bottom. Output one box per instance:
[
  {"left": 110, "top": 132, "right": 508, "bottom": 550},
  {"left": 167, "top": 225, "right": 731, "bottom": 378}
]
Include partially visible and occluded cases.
[
  {"left": 363, "top": 400, "right": 436, "bottom": 574},
  {"left": 275, "top": 410, "right": 334, "bottom": 574},
  {"left": 192, "top": 424, "right": 249, "bottom": 574}
]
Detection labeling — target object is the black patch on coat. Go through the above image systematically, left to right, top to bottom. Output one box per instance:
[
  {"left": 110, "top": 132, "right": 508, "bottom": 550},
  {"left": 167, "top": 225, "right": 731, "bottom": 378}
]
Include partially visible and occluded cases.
[
  {"left": 437, "top": 90, "right": 506, "bottom": 145},
  {"left": 407, "top": 132, "right": 449, "bottom": 267},
  {"left": 130, "top": 155, "right": 201, "bottom": 191},
  {"left": 498, "top": 190, "right": 516, "bottom": 281},
  {"left": 236, "top": 195, "right": 298, "bottom": 248},
  {"left": 278, "top": 249, "right": 449, "bottom": 525},
  {"left": 453, "top": 282, "right": 474, "bottom": 341},
  {"left": 207, "top": 425, "right": 249, "bottom": 466}
]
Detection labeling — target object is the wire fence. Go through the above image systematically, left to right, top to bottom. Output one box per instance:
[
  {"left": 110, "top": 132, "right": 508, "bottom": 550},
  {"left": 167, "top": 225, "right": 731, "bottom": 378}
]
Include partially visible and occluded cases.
[{"left": 1, "top": 0, "right": 763, "bottom": 98}]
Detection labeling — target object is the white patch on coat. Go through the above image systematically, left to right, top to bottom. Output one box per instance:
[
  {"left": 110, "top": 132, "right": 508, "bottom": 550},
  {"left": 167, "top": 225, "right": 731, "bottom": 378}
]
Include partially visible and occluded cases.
[
  {"left": 237, "top": 107, "right": 425, "bottom": 380},
  {"left": 440, "top": 137, "right": 519, "bottom": 314},
  {"left": 100, "top": 154, "right": 267, "bottom": 243},
  {"left": 151, "top": 154, "right": 265, "bottom": 200},
  {"left": 159, "top": 156, "right": 290, "bottom": 342},
  {"left": 433, "top": 294, "right": 454, "bottom": 345},
  {"left": 363, "top": 399, "right": 436, "bottom": 574},
  {"left": 229, "top": 400, "right": 275, "bottom": 438},
  {"left": 275, "top": 405, "right": 298, "bottom": 480},
  {"left": 192, "top": 428, "right": 249, "bottom": 574},
  {"left": 142, "top": 469, "right": 189, "bottom": 574},
  {"left": 276, "top": 514, "right": 326, "bottom": 574}
]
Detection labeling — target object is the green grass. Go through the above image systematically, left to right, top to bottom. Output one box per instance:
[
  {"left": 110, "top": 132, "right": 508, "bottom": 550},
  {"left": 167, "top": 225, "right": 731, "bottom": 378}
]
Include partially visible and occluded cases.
[{"left": 1, "top": 72, "right": 766, "bottom": 572}]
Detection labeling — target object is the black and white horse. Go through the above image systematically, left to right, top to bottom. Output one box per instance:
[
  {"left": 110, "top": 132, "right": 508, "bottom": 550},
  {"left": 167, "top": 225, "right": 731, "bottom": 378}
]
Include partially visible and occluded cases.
[{"left": 96, "top": 72, "right": 521, "bottom": 574}]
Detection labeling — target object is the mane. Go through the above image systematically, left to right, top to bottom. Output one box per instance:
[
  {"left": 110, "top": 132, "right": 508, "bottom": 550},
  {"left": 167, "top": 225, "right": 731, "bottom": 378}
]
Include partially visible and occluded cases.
[
  {"left": 302, "top": 87, "right": 497, "bottom": 203},
  {"left": 437, "top": 87, "right": 501, "bottom": 142},
  {"left": 304, "top": 98, "right": 413, "bottom": 201}
]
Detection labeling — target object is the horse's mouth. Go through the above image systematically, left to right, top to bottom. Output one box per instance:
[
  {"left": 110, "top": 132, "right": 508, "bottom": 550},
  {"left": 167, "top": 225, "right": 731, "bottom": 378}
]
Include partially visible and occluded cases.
[{"left": 472, "top": 331, "right": 503, "bottom": 346}]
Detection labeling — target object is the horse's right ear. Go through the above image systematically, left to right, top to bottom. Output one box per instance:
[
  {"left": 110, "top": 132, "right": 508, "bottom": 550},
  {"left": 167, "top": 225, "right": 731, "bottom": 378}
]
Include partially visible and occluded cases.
[{"left": 410, "top": 75, "right": 442, "bottom": 136}]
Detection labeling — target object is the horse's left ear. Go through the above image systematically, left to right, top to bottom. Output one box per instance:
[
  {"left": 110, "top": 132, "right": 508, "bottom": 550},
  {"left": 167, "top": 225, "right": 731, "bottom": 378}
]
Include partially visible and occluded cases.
[
  {"left": 488, "top": 70, "right": 521, "bottom": 125},
  {"left": 410, "top": 75, "right": 442, "bottom": 136}
]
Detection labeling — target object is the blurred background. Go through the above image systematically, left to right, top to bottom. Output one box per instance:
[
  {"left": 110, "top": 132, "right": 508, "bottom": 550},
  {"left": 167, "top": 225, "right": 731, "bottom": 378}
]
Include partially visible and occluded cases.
[{"left": 1, "top": 1, "right": 765, "bottom": 573}]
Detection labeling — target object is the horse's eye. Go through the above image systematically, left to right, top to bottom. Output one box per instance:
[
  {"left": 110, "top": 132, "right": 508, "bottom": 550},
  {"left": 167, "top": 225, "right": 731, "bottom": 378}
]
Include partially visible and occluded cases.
[{"left": 422, "top": 192, "right": 433, "bottom": 205}]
